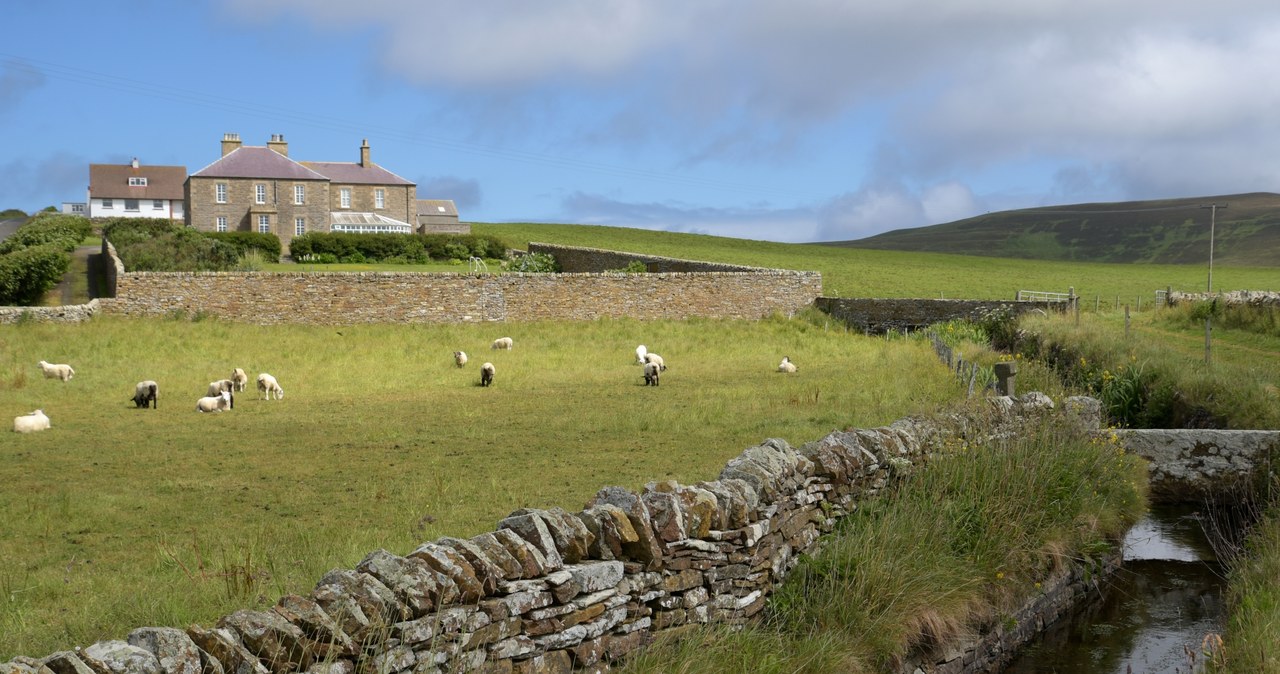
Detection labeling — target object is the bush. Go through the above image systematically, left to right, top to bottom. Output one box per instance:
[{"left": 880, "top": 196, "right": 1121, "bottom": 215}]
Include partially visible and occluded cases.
[
  {"left": 0, "top": 208, "right": 27, "bottom": 218},
  {"left": 0, "top": 214, "right": 92, "bottom": 254},
  {"left": 101, "top": 218, "right": 183, "bottom": 249},
  {"left": 117, "top": 228, "right": 239, "bottom": 272},
  {"left": 204, "top": 231, "right": 281, "bottom": 262},
  {"left": 288, "top": 232, "right": 506, "bottom": 264},
  {"left": 420, "top": 233, "right": 510, "bottom": 261},
  {"left": 0, "top": 244, "right": 71, "bottom": 305},
  {"left": 505, "top": 252, "right": 559, "bottom": 273}
]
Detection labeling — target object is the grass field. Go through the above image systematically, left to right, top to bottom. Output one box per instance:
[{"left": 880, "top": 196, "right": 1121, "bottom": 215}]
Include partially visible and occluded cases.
[{"left": 0, "top": 311, "right": 960, "bottom": 659}]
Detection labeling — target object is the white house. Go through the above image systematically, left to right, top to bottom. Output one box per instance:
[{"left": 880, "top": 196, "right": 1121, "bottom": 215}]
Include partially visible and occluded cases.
[{"left": 88, "top": 158, "right": 186, "bottom": 220}]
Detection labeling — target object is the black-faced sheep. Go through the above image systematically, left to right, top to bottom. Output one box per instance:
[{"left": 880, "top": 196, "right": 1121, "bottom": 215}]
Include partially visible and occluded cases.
[
  {"left": 491, "top": 337, "right": 514, "bottom": 350},
  {"left": 454, "top": 351, "right": 469, "bottom": 368},
  {"left": 778, "top": 356, "right": 798, "bottom": 373},
  {"left": 38, "top": 361, "right": 74, "bottom": 381},
  {"left": 480, "top": 362, "right": 495, "bottom": 387},
  {"left": 643, "top": 362, "right": 661, "bottom": 386},
  {"left": 257, "top": 373, "right": 284, "bottom": 400},
  {"left": 133, "top": 380, "right": 158, "bottom": 409},
  {"left": 195, "top": 391, "right": 232, "bottom": 413},
  {"left": 13, "top": 409, "right": 50, "bottom": 433}
]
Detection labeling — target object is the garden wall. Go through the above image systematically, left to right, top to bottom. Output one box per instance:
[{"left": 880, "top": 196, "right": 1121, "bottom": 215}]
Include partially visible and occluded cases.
[
  {"left": 527, "top": 243, "right": 772, "bottom": 273},
  {"left": 814, "top": 297, "right": 1066, "bottom": 334}
]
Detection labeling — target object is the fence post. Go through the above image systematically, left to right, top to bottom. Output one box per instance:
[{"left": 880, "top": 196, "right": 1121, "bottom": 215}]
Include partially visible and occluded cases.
[
  {"left": 1125, "top": 304, "right": 1130, "bottom": 339},
  {"left": 994, "top": 362, "right": 1017, "bottom": 397}
]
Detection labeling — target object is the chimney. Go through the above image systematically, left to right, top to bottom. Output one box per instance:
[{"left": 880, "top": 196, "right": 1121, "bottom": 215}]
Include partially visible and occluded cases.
[
  {"left": 221, "top": 133, "right": 242, "bottom": 157},
  {"left": 267, "top": 133, "right": 289, "bottom": 157},
  {"left": 360, "top": 138, "right": 371, "bottom": 168},
  {"left": 130, "top": 157, "right": 139, "bottom": 169}
]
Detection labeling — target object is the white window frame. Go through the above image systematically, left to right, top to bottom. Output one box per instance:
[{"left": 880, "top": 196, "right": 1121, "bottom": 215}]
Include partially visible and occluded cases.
[
  {"left": 128, "top": 176, "right": 148, "bottom": 187},
  {"left": 215, "top": 183, "right": 227, "bottom": 203},
  {"left": 255, "top": 184, "right": 267, "bottom": 205},
  {"left": 294, "top": 184, "right": 305, "bottom": 205},
  {"left": 339, "top": 187, "right": 351, "bottom": 209},
  {"left": 375, "top": 188, "right": 385, "bottom": 209},
  {"left": 102, "top": 199, "right": 113, "bottom": 209},
  {"left": 124, "top": 199, "right": 140, "bottom": 212},
  {"left": 152, "top": 200, "right": 164, "bottom": 210},
  {"left": 71, "top": 204, "right": 84, "bottom": 213},
  {"left": 258, "top": 214, "right": 271, "bottom": 233},
  {"left": 216, "top": 216, "right": 227, "bottom": 232},
  {"left": 295, "top": 217, "right": 305, "bottom": 236}
]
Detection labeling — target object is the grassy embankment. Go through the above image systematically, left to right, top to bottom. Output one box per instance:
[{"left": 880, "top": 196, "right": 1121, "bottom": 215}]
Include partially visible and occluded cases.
[{"left": 0, "top": 311, "right": 958, "bottom": 659}]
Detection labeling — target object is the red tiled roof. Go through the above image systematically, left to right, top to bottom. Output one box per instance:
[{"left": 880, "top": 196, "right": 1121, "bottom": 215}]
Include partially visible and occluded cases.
[
  {"left": 190, "top": 147, "right": 328, "bottom": 181},
  {"left": 303, "top": 161, "right": 414, "bottom": 186},
  {"left": 89, "top": 164, "right": 187, "bottom": 199}
]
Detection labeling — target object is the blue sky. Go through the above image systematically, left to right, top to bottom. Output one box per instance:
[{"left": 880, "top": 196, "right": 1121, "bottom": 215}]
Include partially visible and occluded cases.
[{"left": 3, "top": 1, "right": 1279, "bottom": 243}]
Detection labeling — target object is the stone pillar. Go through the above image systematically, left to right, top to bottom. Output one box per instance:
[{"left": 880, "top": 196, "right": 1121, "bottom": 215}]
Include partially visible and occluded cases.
[{"left": 994, "top": 362, "right": 1017, "bottom": 397}]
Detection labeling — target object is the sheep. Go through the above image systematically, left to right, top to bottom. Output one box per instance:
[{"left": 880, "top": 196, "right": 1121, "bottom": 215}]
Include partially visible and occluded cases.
[
  {"left": 491, "top": 337, "right": 514, "bottom": 350},
  {"left": 635, "top": 344, "right": 648, "bottom": 364},
  {"left": 454, "top": 351, "right": 469, "bottom": 368},
  {"left": 643, "top": 353, "right": 667, "bottom": 371},
  {"left": 778, "top": 356, "right": 798, "bottom": 373},
  {"left": 38, "top": 360, "right": 74, "bottom": 382},
  {"left": 480, "top": 362, "right": 495, "bottom": 387},
  {"left": 643, "top": 362, "right": 661, "bottom": 386},
  {"left": 231, "top": 368, "right": 249, "bottom": 392},
  {"left": 257, "top": 373, "right": 284, "bottom": 400},
  {"left": 207, "top": 379, "right": 235, "bottom": 397},
  {"left": 132, "top": 380, "right": 158, "bottom": 409},
  {"left": 195, "top": 391, "right": 232, "bottom": 413},
  {"left": 13, "top": 409, "right": 50, "bottom": 433}
]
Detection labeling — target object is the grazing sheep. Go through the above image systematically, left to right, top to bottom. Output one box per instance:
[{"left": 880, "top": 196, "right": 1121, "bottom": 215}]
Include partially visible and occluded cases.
[
  {"left": 491, "top": 337, "right": 514, "bottom": 350},
  {"left": 635, "top": 344, "right": 648, "bottom": 365},
  {"left": 454, "top": 351, "right": 469, "bottom": 368},
  {"left": 643, "top": 353, "right": 667, "bottom": 371},
  {"left": 778, "top": 356, "right": 798, "bottom": 373},
  {"left": 38, "top": 360, "right": 74, "bottom": 381},
  {"left": 480, "top": 362, "right": 495, "bottom": 387},
  {"left": 643, "top": 362, "right": 661, "bottom": 386},
  {"left": 231, "top": 368, "right": 249, "bottom": 392},
  {"left": 257, "top": 373, "right": 284, "bottom": 400},
  {"left": 207, "top": 379, "right": 235, "bottom": 397},
  {"left": 133, "top": 380, "right": 158, "bottom": 409},
  {"left": 195, "top": 391, "right": 233, "bottom": 413},
  {"left": 13, "top": 409, "right": 51, "bottom": 433}
]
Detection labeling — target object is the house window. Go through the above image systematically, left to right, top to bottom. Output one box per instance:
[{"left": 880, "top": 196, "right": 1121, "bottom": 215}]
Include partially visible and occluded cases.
[
  {"left": 128, "top": 177, "right": 148, "bottom": 187},
  {"left": 215, "top": 183, "right": 227, "bottom": 203},
  {"left": 255, "top": 184, "right": 267, "bottom": 205},
  {"left": 294, "top": 184, "right": 305, "bottom": 205},
  {"left": 339, "top": 187, "right": 351, "bottom": 209},
  {"left": 375, "top": 188, "right": 385, "bottom": 209},
  {"left": 102, "top": 199, "right": 113, "bottom": 209},
  {"left": 124, "top": 199, "right": 140, "bottom": 211},
  {"left": 152, "top": 200, "right": 164, "bottom": 210},
  {"left": 71, "top": 204, "right": 84, "bottom": 213},
  {"left": 258, "top": 214, "right": 271, "bottom": 233},
  {"left": 216, "top": 216, "right": 227, "bottom": 232},
  {"left": 295, "top": 217, "right": 305, "bottom": 236}
]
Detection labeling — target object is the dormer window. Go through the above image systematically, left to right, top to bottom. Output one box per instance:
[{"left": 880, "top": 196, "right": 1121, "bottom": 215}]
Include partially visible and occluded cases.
[{"left": 128, "top": 177, "right": 148, "bottom": 187}]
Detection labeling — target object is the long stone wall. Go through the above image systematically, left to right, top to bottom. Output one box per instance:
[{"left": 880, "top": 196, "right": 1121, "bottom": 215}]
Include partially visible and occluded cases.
[
  {"left": 527, "top": 242, "right": 773, "bottom": 273},
  {"left": 1167, "top": 290, "right": 1280, "bottom": 307},
  {"left": 814, "top": 297, "right": 1067, "bottom": 334},
  {"left": 0, "top": 299, "right": 102, "bottom": 325},
  {"left": 2, "top": 396, "right": 1099, "bottom": 674}
]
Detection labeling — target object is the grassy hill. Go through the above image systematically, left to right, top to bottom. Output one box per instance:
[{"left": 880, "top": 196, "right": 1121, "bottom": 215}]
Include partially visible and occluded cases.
[
  {"left": 821, "top": 192, "right": 1280, "bottom": 267},
  {"left": 475, "top": 222, "right": 1277, "bottom": 302}
]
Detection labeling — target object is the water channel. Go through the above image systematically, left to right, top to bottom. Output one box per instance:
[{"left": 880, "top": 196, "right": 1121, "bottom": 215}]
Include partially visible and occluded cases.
[{"left": 1001, "top": 505, "right": 1228, "bottom": 673}]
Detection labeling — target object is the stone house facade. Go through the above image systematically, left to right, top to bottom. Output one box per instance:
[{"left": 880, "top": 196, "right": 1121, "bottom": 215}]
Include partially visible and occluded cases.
[{"left": 185, "top": 134, "right": 417, "bottom": 254}]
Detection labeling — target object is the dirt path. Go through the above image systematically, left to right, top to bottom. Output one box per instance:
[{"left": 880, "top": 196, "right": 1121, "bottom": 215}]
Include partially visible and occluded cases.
[{"left": 47, "top": 244, "right": 100, "bottom": 305}]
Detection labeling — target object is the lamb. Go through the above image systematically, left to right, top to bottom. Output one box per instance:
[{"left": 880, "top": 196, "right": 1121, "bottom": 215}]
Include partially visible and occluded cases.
[
  {"left": 491, "top": 337, "right": 514, "bottom": 350},
  {"left": 635, "top": 344, "right": 648, "bottom": 365},
  {"left": 454, "top": 351, "right": 469, "bottom": 368},
  {"left": 643, "top": 353, "right": 666, "bottom": 371},
  {"left": 778, "top": 356, "right": 798, "bottom": 373},
  {"left": 38, "top": 360, "right": 74, "bottom": 382},
  {"left": 480, "top": 362, "right": 495, "bottom": 387},
  {"left": 643, "top": 362, "right": 661, "bottom": 386},
  {"left": 231, "top": 368, "right": 249, "bottom": 392},
  {"left": 257, "top": 373, "right": 284, "bottom": 400},
  {"left": 207, "top": 379, "right": 235, "bottom": 397},
  {"left": 133, "top": 380, "right": 158, "bottom": 409},
  {"left": 195, "top": 391, "right": 232, "bottom": 413},
  {"left": 13, "top": 409, "right": 50, "bottom": 433}
]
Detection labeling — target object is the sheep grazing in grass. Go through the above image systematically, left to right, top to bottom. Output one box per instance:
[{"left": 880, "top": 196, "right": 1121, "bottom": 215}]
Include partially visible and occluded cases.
[
  {"left": 491, "top": 337, "right": 514, "bottom": 350},
  {"left": 635, "top": 344, "right": 648, "bottom": 365},
  {"left": 454, "top": 351, "right": 469, "bottom": 368},
  {"left": 643, "top": 353, "right": 666, "bottom": 372},
  {"left": 778, "top": 356, "right": 798, "bottom": 373},
  {"left": 38, "top": 361, "right": 74, "bottom": 382},
  {"left": 480, "top": 362, "right": 495, "bottom": 387},
  {"left": 643, "top": 362, "right": 661, "bottom": 386},
  {"left": 231, "top": 368, "right": 249, "bottom": 392},
  {"left": 257, "top": 373, "right": 284, "bottom": 400},
  {"left": 207, "top": 379, "right": 235, "bottom": 398},
  {"left": 133, "top": 380, "right": 158, "bottom": 409},
  {"left": 196, "top": 391, "right": 232, "bottom": 413},
  {"left": 13, "top": 409, "right": 50, "bottom": 433}
]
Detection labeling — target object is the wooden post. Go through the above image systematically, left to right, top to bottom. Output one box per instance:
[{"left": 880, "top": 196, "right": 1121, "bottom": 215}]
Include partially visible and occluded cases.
[
  {"left": 1137, "top": 296, "right": 1142, "bottom": 311},
  {"left": 1125, "top": 305, "right": 1130, "bottom": 339},
  {"left": 1205, "top": 318, "right": 1212, "bottom": 366}
]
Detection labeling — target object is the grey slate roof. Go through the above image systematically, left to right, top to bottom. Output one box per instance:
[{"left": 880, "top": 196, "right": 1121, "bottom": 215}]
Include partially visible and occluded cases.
[
  {"left": 190, "top": 147, "right": 328, "bottom": 181},
  {"left": 303, "top": 161, "right": 414, "bottom": 186},
  {"left": 89, "top": 164, "right": 187, "bottom": 199},
  {"left": 417, "top": 199, "right": 459, "bottom": 217}
]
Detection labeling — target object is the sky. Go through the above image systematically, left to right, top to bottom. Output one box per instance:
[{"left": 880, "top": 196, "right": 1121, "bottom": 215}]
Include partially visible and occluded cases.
[{"left": 3, "top": 1, "right": 1279, "bottom": 243}]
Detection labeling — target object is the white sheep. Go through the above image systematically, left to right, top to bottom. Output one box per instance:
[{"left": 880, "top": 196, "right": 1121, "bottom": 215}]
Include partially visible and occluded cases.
[
  {"left": 491, "top": 337, "right": 514, "bottom": 350},
  {"left": 635, "top": 344, "right": 648, "bottom": 365},
  {"left": 454, "top": 351, "right": 469, "bottom": 368},
  {"left": 643, "top": 353, "right": 666, "bottom": 371},
  {"left": 778, "top": 356, "right": 798, "bottom": 373},
  {"left": 38, "top": 360, "right": 74, "bottom": 382},
  {"left": 480, "top": 362, "right": 495, "bottom": 387},
  {"left": 643, "top": 362, "right": 661, "bottom": 386},
  {"left": 231, "top": 368, "right": 249, "bottom": 392},
  {"left": 257, "top": 373, "right": 284, "bottom": 400},
  {"left": 207, "top": 379, "right": 235, "bottom": 398},
  {"left": 133, "top": 380, "right": 158, "bottom": 409},
  {"left": 195, "top": 391, "right": 232, "bottom": 413},
  {"left": 13, "top": 409, "right": 51, "bottom": 433}
]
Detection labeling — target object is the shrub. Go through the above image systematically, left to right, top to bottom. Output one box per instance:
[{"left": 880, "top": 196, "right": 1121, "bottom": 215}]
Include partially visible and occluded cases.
[
  {"left": 0, "top": 208, "right": 27, "bottom": 218},
  {"left": 0, "top": 214, "right": 92, "bottom": 254},
  {"left": 101, "top": 218, "right": 183, "bottom": 249},
  {"left": 117, "top": 228, "right": 239, "bottom": 272},
  {"left": 205, "top": 231, "right": 281, "bottom": 262},
  {"left": 420, "top": 233, "right": 510, "bottom": 261},
  {"left": 0, "top": 244, "right": 71, "bottom": 305},
  {"left": 505, "top": 251, "right": 559, "bottom": 273},
  {"left": 608, "top": 260, "right": 648, "bottom": 274}
]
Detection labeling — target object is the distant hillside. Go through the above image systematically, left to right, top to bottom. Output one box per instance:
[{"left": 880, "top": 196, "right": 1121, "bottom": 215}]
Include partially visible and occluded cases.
[{"left": 823, "top": 193, "right": 1280, "bottom": 267}]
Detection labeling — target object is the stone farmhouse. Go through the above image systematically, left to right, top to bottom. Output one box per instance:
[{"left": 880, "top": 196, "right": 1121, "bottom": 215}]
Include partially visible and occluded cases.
[
  {"left": 184, "top": 133, "right": 419, "bottom": 253},
  {"left": 87, "top": 158, "right": 186, "bottom": 221}
]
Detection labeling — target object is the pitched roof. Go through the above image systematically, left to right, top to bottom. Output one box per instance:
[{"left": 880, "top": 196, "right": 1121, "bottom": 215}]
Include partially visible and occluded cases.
[
  {"left": 190, "top": 146, "right": 328, "bottom": 181},
  {"left": 303, "top": 161, "right": 414, "bottom": 186},
  {"left": 89, "top": 163, "right": 187, "bottom": 200},
  {"left": 417, "top": 199, "right": 459, "bottom": 217}
]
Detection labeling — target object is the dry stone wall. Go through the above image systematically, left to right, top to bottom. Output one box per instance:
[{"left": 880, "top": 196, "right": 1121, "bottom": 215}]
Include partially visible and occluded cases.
[
  {"left": 527, "top": 243, "right": 774, "bottom": 273},
  {"left": 1167, "top": 290, "right": 1280, "bottom": 307},
  {"left": 815, "top": 297, "right": 1066, "bottom": 334},
  {"left": 0, "top": 299, "right": 102, "bottom": 324},
  {"left": 1113, "top": 429, "right": 1280, "bottom": 502}
]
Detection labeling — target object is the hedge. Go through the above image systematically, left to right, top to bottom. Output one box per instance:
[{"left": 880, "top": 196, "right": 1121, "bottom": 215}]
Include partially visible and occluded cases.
[
  {"left": 0, "top": 213, "right": 92, "bottom": 255},
  {"left": 102, "top": 218, "right": 280, "bottom": 271},
  {"left": 204, "top": 231, "right": 282, "bottom": 261},
  {"left": 289, "top": 232, "right": 509, "bottom": 263},
  {"left": 0, "top": 244, "right": 71, "bottom": 305}
]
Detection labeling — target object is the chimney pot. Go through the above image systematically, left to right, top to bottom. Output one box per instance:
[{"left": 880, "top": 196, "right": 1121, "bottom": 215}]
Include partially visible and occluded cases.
[
  {"left": 221, "top": 132, "right": 243, "bottom": 157},
  {"left": 267, "top": 133, "right": 289, "bottom": 157},
  {"left": 360, "top": 139, "right": 371, "bottom": 167},
  {"left": 131, "top": 157, "right": 139, "bottom": 169}
]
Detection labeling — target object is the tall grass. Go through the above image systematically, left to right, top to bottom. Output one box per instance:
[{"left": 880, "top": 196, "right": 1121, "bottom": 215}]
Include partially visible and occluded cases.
[
  {"left": 0, "top": 312, "right": 960, "bottom": 659},
  {"left": 619, "top": 419, "right": 1149, "bottom": 673},
  {"left": 1215, "top": 505, "right": 1280, "bottom": 673}
]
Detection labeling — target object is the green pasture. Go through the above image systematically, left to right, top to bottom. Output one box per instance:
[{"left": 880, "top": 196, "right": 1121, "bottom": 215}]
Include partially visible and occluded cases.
[{"left": 0, "top": 312, "right": 959, "bottom": 658}]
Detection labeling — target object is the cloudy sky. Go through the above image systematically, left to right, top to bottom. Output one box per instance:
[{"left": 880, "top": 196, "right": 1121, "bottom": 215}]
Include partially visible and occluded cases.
[{"left": 3, "top": 1, "right": 1278, "bottom": 242}]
